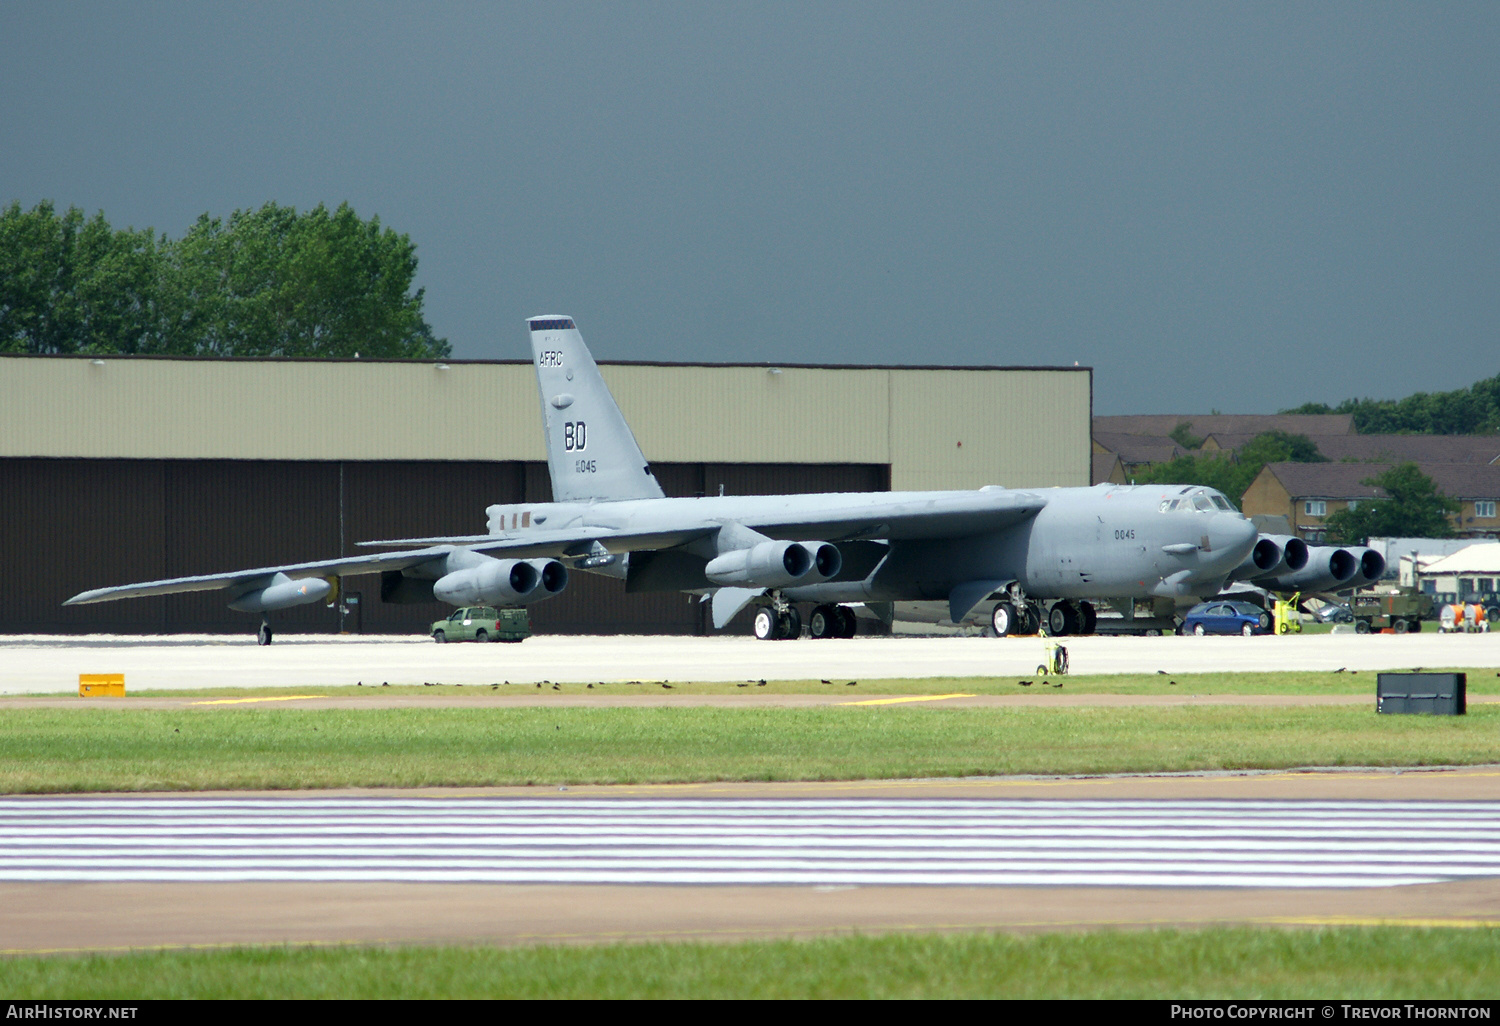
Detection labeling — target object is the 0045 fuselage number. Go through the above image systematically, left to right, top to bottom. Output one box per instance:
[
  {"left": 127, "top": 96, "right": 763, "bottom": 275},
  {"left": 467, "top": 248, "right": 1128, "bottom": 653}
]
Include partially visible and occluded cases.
[{"left": 1114, "top": 528, "right": 1136, "bottom": 540}]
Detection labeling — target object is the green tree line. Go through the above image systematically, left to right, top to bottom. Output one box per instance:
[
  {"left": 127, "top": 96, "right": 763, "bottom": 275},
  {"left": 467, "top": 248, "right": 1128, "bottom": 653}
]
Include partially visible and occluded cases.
[
  {"left": 0, "top": 200, "right": 448, "bottom": 358},
  {"left": 1282, "top": 374, "right": 1500, "bottom": 435}
]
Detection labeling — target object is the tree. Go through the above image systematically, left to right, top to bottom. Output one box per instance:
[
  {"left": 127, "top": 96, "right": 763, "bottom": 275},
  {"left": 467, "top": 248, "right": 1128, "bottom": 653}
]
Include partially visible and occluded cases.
[
  {"left": 1, "top": 199, "right": 448, "bottom": 359},
  {"left": 0, "top": 201, "right": 165, "bottom": 354},
  {"left": 163, "top": 202, "right": 448, "bottom": 358},
  {"left": 1284, "top": 374, "right": 1500, "bottom": 435},
  {"left": 1168, "top": 421, "right": 1203, "bottom": 450},
  {"left": 1323, "top": 463, "right": 1460, "bottom": 544}
]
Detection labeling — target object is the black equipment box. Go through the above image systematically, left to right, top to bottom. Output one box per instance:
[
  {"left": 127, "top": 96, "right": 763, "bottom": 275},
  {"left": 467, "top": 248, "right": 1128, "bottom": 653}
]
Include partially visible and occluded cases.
[{"left": 1376, "top": 672, "right": 1466, "bottom": 715}]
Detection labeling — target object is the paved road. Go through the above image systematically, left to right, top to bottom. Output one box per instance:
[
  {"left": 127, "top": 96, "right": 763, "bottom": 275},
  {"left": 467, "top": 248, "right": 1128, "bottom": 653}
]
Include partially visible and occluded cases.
[
  {"left": 2, "top": 632, "right": 1498, "bottom": 693},
  {"left": 5, "top": 795, "right": 1498, "bottom": 889}
]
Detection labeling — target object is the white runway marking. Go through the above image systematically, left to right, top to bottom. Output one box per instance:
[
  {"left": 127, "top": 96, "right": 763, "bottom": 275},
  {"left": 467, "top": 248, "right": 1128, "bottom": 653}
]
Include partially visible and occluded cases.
[{"left": 2, "top": 798, "right": 1497, "bottom": 888}]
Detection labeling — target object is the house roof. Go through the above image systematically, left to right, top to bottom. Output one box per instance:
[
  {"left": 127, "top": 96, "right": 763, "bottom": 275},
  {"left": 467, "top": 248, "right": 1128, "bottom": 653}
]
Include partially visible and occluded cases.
[
  {"left": 1093, "top": 414, "right": 1355, "bottom": 438},
  {"left": 1090, "top": 432, "right": 1185, "bottom": 465},
  {"left": 1203, "top": 433, "right": 1500, "bottom": 465},
  {"left": 1091, "top": 452, "right": 1125, "bottom": 485},
  {"left": 1262, "top": 461, "right": 1500, "bottom": 500},
  {"left": 1420, "top": 543, "right": 1500, "bottom": 575}
]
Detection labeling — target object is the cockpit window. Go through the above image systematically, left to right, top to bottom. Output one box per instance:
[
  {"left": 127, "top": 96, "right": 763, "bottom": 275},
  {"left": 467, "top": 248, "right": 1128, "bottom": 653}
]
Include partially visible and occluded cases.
[{"left": 1160, "top": 489, "right": 1240, "bottom": 513}]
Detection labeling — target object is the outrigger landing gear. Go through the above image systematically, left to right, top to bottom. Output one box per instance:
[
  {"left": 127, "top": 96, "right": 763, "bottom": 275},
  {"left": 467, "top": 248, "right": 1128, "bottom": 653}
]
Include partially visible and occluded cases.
[{"left": 257, "top": 618, "right": 273, "bottom": 646}]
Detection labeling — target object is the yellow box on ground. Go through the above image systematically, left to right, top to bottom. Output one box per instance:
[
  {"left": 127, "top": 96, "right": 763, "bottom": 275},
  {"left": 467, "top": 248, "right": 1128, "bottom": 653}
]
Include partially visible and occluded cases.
[{"left": 79, "top": 673, "right": 125, "bottom": 697}]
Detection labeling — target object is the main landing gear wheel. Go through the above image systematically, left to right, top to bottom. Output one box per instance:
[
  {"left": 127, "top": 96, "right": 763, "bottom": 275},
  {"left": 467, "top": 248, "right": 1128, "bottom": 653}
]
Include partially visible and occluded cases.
[
  {"left": 1078, "top": 601, "right": 1097, "bottom": 635},
  {"left": 991, "top": 602, "right": 1014, "bottom": 637},
  {"left": 1047, "top": 603, "right": 1080, "bottom": 636},
  {"left": 809, "top": 605, "right": 837, "bottom": 639},
  {"left": 1013, "top": 605, "right": 1039, "bottom": 636},
  {"left": 778, "top": 606, "right": 802, "bottom": 640},
  {"left": 835, "top": 606, "right": 857, "bottom": 638},
  {"left": 753, "top": 607, "right": 778, "bottom": 641},
  {"left": 257, "top": 622, "right": 273, "bottom": 646}
]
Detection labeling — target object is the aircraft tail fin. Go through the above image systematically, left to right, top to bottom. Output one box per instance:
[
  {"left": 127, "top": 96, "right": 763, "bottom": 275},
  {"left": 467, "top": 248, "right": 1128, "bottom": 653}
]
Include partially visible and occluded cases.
[{"left": 527, "top": 316, "right": 665, "bottom": 503}]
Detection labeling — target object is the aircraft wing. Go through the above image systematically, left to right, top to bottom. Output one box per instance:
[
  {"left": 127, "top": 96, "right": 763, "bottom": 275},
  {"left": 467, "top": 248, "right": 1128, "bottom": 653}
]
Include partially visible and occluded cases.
[
  {"left": 734, "top": 489, "right": 1049, "bottom": 541},
  {"left": 359, "top": 490, "right": 1049, "bottom": 551},
  {"left": 66, "top": 524, "right": 725, "bottom": 606},
  {"left": 63, "top": 546, "right": 461, "bottom": 605}
]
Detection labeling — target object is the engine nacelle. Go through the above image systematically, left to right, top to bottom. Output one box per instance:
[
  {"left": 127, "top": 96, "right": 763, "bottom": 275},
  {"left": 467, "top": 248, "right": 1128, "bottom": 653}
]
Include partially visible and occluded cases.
[
  {"left": 1227, "top": 537, "right": 1286, "bottom": 582},
  {"left": 704, "top": 540, "right": 842, "bottom": 588},
  {"left": 1254, "top": 545, "right": 1359, "bottom": 594},
  {"left": 1344, "top": 547, "right": 1387, "bottom": 588},
  {"left": 434, "top": 558, "right": 540, "bottom": 606},
  {"left": 528, "top": 558, "right": 570, "bottom": 596},
  {"left": 228, "top": 573, "right": 332, "bottom": 613}
]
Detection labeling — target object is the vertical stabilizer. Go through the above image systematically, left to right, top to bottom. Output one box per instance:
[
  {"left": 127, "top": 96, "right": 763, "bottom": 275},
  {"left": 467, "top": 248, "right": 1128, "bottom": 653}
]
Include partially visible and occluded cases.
[{"left": 528, "top": 316, "right": 665, "bottom": 502}]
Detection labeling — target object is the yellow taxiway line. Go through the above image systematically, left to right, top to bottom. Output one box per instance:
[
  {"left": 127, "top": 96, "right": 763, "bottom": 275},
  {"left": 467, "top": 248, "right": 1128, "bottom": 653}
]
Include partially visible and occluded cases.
[{"left": 840, "top": 693, "right": 976, "bottom": 707}]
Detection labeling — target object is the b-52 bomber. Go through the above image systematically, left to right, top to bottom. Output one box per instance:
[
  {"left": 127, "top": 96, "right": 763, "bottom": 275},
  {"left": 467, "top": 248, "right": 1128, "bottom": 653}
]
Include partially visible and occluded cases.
[{"left": 67, "top": 316, "right": 1383, "bottom": 642}]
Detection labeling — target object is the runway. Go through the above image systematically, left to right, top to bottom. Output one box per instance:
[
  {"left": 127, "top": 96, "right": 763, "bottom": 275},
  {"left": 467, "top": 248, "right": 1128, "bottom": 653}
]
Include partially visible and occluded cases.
[
  {"left": 3, "top": 631, "right": 1499, "bottom": 693},
  {"left": 5, "top": 783, "right": 1500, "bottom": 952},
  {"left": 4, "top": 795, "right": 1498, "bottom": 889}
]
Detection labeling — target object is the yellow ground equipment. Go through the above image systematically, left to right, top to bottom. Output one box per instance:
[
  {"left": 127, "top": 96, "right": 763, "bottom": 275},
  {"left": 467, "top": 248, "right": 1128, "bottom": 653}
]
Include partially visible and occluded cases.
[
  {"left": 1274, "top": 592, "right": 1302, "bottom": 635},
  {"left": 1037, "top": 630, "right": 1070, "bottom": 676},
  {"left": 79, "top": 673, "right": 125, "bottom": 697}
]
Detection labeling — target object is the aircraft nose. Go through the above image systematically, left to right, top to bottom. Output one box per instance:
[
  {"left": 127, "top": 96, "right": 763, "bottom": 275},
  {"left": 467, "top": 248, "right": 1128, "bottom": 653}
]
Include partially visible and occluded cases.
[{"left": 1209, "top": 513, "right": 1258, "bottom": 565}]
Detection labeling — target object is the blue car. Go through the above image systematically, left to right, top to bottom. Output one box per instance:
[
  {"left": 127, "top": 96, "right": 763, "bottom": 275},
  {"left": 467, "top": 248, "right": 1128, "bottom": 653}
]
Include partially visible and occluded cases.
[{"left": 1182, "top": 601, "right": 1272, "bottom": 636}]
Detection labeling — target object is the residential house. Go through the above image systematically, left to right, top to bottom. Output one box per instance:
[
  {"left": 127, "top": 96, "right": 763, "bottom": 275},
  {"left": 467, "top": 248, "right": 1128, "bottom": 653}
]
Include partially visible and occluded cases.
[{"left": 1242, "top": 462, "right": 1500, "bottom": 542}]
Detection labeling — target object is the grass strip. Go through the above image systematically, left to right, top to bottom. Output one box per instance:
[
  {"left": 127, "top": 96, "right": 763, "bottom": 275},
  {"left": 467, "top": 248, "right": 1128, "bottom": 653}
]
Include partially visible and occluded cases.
[
  {"left": 2, "top": 704, "right": 1497, "bottom": 792},
  {"left": 3, "top": 928, "right": 1498, "bottom": 999}
]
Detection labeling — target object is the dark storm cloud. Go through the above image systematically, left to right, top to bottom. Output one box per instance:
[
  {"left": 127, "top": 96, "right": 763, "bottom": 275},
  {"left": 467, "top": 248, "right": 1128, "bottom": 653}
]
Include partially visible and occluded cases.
[{"left": 3, "top": 2, "right": 1496, "bottom": 413}]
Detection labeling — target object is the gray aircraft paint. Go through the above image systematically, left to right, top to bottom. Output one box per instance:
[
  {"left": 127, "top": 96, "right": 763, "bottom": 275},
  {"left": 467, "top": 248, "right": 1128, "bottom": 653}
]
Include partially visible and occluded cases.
[
  {"left": 67, "top": 315, "right": 1264, "bottom": 635},
  {"left": 528, "top": 315, "right": 664, "bottom": 504}
]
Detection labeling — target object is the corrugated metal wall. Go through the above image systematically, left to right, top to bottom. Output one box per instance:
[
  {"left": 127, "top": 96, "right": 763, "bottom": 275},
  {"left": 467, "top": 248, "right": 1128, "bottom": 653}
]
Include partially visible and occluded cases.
[
  {"left": 0, "top": 356, "right": 1091, "bottom": 488},
  {"left": 0, "top": 458, "right": 885, "bottom": 636}
]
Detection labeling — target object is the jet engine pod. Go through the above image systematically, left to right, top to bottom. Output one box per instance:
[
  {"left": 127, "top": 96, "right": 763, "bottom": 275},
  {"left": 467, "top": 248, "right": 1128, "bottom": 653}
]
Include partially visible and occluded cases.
[
  {"left": 1252, "top": 534, "right": 1309, "bottom": 577},
  {"left": 1228, "top": 537, "right": 1285, "bottom": 582},
  {"left": 704, "top": 540, "right": 841, "bottom": 588},
  {"left": 1255, "top": 545, "right": 1359, "bottom": 594},
  {"left": 1345, "top": 547, "right": 1387, "bottom": 588},
  {"left": 433, "top": 558, "right": 540, "bottom": 606},
  {"left": 527, "top": 558, "right": 570, "bottom": 597},
  {"left": 228, "top": 573, "right": 332, "bottom": 613}
]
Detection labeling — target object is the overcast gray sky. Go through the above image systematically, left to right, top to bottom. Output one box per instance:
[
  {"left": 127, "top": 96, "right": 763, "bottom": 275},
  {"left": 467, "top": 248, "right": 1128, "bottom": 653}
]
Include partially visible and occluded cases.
[{"left": 4, "top": 2, "right": 1496, "bottom": 414}]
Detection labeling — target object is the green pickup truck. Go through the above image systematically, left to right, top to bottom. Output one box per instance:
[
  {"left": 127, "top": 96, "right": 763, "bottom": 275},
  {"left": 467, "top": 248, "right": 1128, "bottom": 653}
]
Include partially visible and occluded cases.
[{"left": 430, "top": 606, "right": 531, "bottom": 643}]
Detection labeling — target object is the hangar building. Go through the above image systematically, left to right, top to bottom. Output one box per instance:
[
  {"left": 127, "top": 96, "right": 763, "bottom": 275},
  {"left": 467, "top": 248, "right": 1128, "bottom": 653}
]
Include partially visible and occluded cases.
[{"left": 0, "top": 354, "right": 1091, "bottom": 635}]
